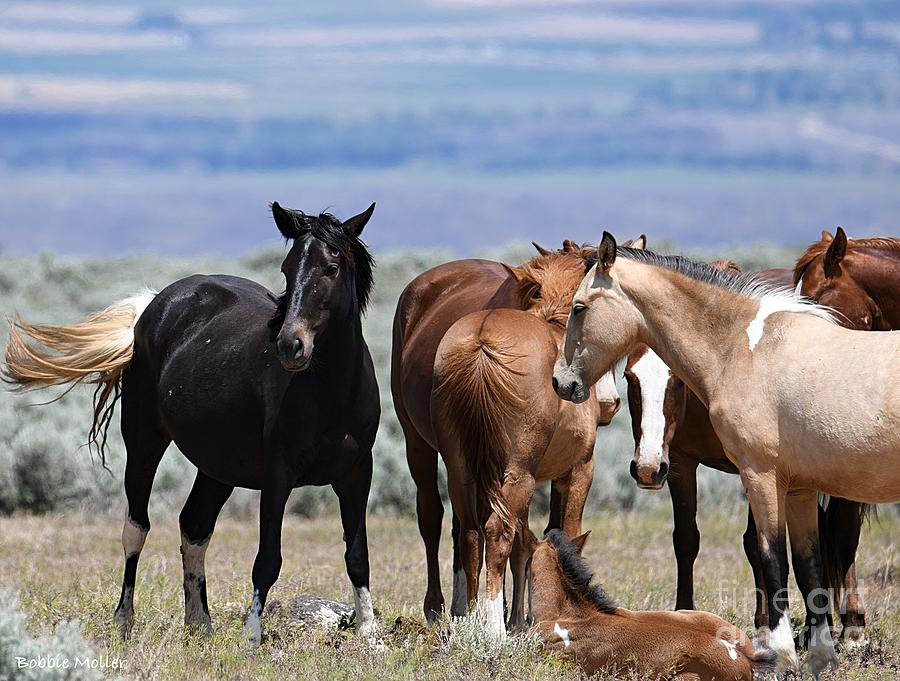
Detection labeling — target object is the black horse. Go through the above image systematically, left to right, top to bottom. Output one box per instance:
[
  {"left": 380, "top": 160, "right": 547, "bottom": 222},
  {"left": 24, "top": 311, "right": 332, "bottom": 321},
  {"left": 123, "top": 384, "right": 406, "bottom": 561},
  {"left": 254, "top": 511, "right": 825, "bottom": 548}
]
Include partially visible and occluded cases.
[{"left": 3, "top": 202, "right": 381, "bottom": 643}]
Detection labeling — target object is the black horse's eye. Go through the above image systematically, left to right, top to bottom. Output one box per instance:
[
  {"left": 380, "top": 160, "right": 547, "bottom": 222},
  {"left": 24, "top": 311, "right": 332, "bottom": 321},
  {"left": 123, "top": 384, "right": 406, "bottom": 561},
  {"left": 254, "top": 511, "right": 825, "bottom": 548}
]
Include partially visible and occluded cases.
[
  {"left": 325, "top": 263, "right": 339, "bottom": 276},
  {"left": 572, "top": 304, "right": 587, "bottom": 315}
]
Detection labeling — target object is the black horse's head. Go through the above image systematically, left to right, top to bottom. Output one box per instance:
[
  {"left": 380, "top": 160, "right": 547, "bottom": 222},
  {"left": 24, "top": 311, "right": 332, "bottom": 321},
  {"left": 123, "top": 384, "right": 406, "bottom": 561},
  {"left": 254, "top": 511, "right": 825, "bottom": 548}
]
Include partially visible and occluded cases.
[{"left": 270, "top": 202, "right": 375, "bottom": 371}]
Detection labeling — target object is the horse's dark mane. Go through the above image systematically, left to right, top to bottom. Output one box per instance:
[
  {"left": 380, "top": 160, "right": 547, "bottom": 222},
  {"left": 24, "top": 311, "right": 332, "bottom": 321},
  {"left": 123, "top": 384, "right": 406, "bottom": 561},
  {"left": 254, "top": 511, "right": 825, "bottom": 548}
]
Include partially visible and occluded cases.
[
  {"left": 271, "top": 210, "right": 375, "bottom": 327},
  {"left": 545, "top": 529, "right": 617, "bottom": 614}
]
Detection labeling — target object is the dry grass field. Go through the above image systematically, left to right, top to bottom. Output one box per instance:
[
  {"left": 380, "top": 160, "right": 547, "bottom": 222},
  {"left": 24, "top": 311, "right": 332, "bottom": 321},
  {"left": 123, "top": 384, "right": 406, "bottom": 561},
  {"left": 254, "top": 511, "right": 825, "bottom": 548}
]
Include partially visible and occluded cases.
[{"left": 1, "top": 507, "right": 897, "bottom": 680}]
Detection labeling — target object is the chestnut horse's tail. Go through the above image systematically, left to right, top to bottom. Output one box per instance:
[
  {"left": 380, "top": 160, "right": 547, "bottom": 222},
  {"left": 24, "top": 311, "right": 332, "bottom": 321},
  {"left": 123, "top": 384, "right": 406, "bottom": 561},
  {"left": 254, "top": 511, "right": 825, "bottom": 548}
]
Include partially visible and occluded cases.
[
  {"left": 2, "top": 289, "right": 157, "bottom": 466},
  {"left": 437, "top": 334, "right": 524, "bottom": 531},
  {"left": 819, "top": 496, "right": 874, "bottom": 605}
]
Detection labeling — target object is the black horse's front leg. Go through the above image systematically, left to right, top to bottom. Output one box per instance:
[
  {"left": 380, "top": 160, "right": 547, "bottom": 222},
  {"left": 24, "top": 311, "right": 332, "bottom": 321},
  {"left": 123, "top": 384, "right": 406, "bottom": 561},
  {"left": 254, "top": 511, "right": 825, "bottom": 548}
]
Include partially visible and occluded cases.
[
  {"left": 334, "top": 451, "right": 375, "bottom": 638},
  {"left": 244, "top": 458, "right": 293, "bottom": 647}
]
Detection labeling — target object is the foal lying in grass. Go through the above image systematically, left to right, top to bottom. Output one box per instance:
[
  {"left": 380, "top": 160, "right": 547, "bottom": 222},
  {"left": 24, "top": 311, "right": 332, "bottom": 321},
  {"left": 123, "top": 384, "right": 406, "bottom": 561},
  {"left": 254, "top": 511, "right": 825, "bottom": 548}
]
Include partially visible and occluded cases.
[{"left": 528, "top": 529, "right": 776, "bottom": 680}]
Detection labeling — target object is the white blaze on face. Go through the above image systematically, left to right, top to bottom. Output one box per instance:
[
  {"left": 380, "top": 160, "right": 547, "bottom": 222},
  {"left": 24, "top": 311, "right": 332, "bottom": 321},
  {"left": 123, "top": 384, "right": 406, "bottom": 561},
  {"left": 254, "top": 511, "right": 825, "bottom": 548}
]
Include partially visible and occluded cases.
[
  {"left": 631, "top": 348, "right": 672, "bottom": 468},
  {"left": 595, "top": 369, "right": 619, "bottom": 407},
  {"left": 553, "top": 622, "right": 571, "bottom": 648}
]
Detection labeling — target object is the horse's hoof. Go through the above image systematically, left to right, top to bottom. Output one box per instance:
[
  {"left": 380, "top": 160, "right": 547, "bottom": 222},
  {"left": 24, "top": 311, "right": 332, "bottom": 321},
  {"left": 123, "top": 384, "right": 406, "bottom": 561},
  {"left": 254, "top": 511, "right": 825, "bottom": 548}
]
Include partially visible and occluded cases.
[
  {"left": 113, "top": 609, "right": 133, "bottom": 640},
  {"left": 244, "top": 616, "right": 262, "bottom": 647},
  {"left": 839, "top": 627, "right": 867, "bottom": 652},
  {"left": 807, "top": 646, "right": 839, "bottom": 680}
]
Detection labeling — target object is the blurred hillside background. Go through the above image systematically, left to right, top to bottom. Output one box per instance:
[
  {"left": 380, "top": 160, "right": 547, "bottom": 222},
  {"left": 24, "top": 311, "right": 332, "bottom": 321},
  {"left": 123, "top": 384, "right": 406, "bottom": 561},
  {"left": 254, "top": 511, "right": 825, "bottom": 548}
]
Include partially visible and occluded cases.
[{"left": 0, "top": 0, "right": 898, "bottom": 516}]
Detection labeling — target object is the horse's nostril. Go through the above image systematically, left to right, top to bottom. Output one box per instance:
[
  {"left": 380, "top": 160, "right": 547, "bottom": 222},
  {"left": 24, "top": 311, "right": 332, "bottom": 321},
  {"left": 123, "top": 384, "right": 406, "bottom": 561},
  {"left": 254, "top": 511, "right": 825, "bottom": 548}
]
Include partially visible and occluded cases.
[
  {"left": 292, "top": 337, "right": 303, "bottom": 359},
  {"left": 551, "top": 376, "right": 560, "bottom": 393},
  {"left": 629, "top": 460, "right": 638, "bottom": 482},
  {"left": 657, "top": 461, "right": 669, "bottom": 482}
]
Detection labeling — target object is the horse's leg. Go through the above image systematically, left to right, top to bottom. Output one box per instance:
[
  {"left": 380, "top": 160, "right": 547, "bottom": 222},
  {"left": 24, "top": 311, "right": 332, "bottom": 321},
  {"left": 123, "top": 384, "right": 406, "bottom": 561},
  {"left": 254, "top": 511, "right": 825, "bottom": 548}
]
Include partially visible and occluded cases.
[
  {"left": 113, "top": 377, "right": 169, "bottom": 639},
  {"left": 404, "top": 430, "right": 444, "bottom": 624},
  {"left": 334, "top": 452, "right": 376, "bottom": 638},
  {"left": 243, "top": 453, "right": 293, "bottom": 647},
  {"left": 557, "top": 454, "right": 595, "bottom": 538},
  {"left": 668, "top": 457, "right": 700, "bottom": 611},
  {"left": 740, "top": 467, "right": 796, "bottom": 673},
  {"left": 179, "top": 470, "right": 233, "bottom": 633},
  {"left": 483, "top": 471, "right": 535, "bottom": 638},
  {"left": 447, "top": 473, "right": 483, "bottom": 618},
  {"left": 545, "top": 480, "right": 563, "bottom": 533},
  {"left": 786, "top": 489, "right": 838, "bottom": 677},
  {"left": 820, "top": 498, "right": 866, "bottom": 646},
  {"left": 508, "top": 500, "right": 532, "bottom": 630},
  {"left": 742, "top": 506, "right": 769, "bottom": 632},
  {"left": 450, "top": 512, "right": 467, "bottom": 617},
  {"left": 840, "top": 562, "right": 867, "bottom": 647}
]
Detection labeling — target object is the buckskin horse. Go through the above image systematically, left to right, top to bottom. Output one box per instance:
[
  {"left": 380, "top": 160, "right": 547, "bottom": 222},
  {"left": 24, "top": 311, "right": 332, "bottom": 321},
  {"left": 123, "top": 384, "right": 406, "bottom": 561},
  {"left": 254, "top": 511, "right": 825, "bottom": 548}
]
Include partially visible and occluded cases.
[
  {"left": 3, "top": 203, "right": 381, "bottom": 644},
  {"left": 553, "top": 233, "right": 900, "bottom": 677},
  {"left": 391, "top": 242, "right": 620, "bottom": 635},
  {"left": 623, "top": 242, "right": 871, "bottom": 645},
  {"left": 526, "top": 528, "right": 777, "bottom": 680}
]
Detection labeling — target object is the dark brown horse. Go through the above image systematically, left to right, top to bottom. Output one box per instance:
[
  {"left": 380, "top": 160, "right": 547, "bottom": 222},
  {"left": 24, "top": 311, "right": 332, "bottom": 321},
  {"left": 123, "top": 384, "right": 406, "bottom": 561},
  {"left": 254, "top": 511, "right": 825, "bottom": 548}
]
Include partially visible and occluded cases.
[{"left": 391, "top": 243, "right": 620, "bottom": 634}]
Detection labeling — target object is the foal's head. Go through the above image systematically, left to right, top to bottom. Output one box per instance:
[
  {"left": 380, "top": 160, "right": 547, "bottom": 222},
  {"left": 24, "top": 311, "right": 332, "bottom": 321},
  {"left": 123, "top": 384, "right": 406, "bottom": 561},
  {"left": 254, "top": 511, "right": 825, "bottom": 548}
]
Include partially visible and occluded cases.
[
  {"left": 271, "top": 202, "right": 375, "bottom": 371},
  {"left": 794, "top": 228, "right": 893, "bottom": 331}
]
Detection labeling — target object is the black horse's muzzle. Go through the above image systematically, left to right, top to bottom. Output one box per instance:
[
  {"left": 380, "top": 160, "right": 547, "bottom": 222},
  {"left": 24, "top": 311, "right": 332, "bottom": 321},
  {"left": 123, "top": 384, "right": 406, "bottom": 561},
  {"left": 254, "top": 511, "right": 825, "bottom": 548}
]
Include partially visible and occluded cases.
[{"left": 276, "top": 329, "right": 313, "bottom": 371}]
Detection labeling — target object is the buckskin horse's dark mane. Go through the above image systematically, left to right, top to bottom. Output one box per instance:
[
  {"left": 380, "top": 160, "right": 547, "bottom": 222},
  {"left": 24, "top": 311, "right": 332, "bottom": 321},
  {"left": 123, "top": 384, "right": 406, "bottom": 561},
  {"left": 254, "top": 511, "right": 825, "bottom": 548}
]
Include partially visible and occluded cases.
[
  {"left": 271, "top": 209, "right": 375, "bottom": 329},
  {"left": 545, "top": 529, "right": 617, "bottom": 614}
]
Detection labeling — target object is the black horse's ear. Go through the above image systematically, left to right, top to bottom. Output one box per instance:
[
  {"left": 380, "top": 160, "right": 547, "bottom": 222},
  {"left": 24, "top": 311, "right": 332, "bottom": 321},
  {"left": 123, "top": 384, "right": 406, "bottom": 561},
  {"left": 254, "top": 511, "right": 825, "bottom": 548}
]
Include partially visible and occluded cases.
[
  {"left": 272, "top": 202, "right": 300, "bottom": 239},
  {"left": 342, "top": 202, "right": 376, "bottom": 237},
  {"left": 823, "top": 226, "right": 847, "bottom": 279},
  {"left": 597, "top": 231, "right": 617, "bottom": 272},
  {"left": 570, "top": 530, "right": 591, "bottom": 555}
]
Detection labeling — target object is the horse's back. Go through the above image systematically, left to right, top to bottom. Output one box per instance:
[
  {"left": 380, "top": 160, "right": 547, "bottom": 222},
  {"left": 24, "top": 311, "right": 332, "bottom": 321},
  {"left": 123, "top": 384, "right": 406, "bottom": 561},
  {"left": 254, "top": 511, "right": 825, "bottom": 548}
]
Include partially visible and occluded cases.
[{"left": 391, "top": 259, "right": 516, "bottom": 448}]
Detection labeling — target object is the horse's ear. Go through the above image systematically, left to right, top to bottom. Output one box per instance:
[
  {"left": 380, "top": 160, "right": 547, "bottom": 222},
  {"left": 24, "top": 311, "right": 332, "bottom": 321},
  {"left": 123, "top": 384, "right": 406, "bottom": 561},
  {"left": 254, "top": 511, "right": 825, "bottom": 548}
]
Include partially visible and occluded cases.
[
  {"left": 272, "top": 202, "right": 301, "bottom": 239},
  {"left": 342, "top": 202, "right": 376, "bottom": 237},
  {"left": 823, "top": 226, "right": 847, "bottom": 279},
  {"left": 821, "top": 229, "right": 834, "bottom": 242},
  {"left": 597, "top": 231, "right": 617, "bottom": 272},
  {"left": 632, "top": 234, "right": 647, "bottom": 250},
  {"left": 562, "top": 239, "right": 578, "bottom": 253},
  {"left": 532, "top": 241, "right": 552, "bottom": 256},
  {"left": 502, "top": 263, "right": 524, "bottom": 282},
  {"left": 570, "top": 530, "right": 591, "bottom": 555}
]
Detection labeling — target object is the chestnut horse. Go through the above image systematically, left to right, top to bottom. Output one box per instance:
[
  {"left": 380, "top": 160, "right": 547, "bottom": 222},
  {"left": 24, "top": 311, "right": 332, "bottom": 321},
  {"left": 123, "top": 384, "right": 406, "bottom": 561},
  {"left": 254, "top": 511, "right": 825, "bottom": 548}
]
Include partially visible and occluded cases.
[
  {"left": 553, "top": 234, "right": 900, "bottom": 677},
  {"left": 391, "top": 243, "right": 620, "bottom": 634},
  {"left": 624, "top": 248, "right": 870, "bottom": 644},
  {"left": 527, "top": 529, "right": 776, "bottom": 680}
]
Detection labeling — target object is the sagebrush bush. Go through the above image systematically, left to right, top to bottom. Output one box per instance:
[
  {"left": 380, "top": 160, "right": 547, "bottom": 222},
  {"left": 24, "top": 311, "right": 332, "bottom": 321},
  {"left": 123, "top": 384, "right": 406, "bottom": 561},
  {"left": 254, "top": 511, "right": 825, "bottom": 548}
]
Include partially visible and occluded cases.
[
  {"left": 0, "top": 243, "right": 801, "bottom": 518},
  {"left": 0, "top": 590, "right": 112, "bottom": 681}
]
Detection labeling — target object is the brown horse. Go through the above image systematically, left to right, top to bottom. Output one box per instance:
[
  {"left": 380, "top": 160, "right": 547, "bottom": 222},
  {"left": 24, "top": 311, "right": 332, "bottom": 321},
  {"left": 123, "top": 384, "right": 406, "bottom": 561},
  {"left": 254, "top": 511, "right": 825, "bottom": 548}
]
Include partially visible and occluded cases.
[
  {"left": 391, "top": 243, "right": 620, "bottom": 634},
  {"left": 624, "top": 249, "right": 870, "bottom": 645},
  {"left": 527, "top": 529, "right": 777, "bottom": 681}
]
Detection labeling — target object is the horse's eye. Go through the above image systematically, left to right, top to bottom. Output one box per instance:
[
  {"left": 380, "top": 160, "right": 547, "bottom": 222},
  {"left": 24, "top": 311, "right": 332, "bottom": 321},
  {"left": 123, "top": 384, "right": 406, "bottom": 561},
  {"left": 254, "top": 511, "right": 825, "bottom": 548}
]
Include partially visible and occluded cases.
[
  {"left": 325, "top": 263, "right": 339, "bottom": 276},
  {"left": 531, "top": 288, "right": 541, "bottom": 300},
  {"left": 572, "top": 304, "right": 587, "bottom": 315}
]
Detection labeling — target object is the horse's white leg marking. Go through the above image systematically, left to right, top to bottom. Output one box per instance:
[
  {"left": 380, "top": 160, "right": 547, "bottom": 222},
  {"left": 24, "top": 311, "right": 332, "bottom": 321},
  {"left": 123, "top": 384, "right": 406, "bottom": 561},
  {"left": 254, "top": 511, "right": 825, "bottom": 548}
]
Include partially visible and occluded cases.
[
  {"left": 631, "top": 349, "right": 671, "bottom": 469},
  {"left": 113, "top": 517, "right": 148, "bottom": 636},
  {"left": 180, "top": 532, "right": 212, "bottom": 632},
  {"left": 451, "top": 569, "right": 468, "bottom": 617},
  {"left": 353, "top": 586, "right": 377, "bottom": 638},
  {"left": 243, "top": 590, "right": 263, "bottom": 647},
  {"left": 479, "top": 592, "right": 506, "bottom": 639},
  {"left": 769, "top": 613, "right": 799, "bottom": 672},
  {"left": 807, "top": 620, "right": 838, "bottom": 679},
  {"left": 553, "top": 622, "right": 571, "bottom": 648},
  {"left": 718, "top": 637, "right": 738, "bottom": 660}
]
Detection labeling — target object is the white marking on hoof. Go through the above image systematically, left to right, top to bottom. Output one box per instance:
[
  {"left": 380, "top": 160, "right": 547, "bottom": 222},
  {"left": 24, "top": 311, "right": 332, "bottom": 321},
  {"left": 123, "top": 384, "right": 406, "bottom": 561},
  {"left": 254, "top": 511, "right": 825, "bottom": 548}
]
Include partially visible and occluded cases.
[
  {"left": 181, "top": 533, "right": 212, "bottom": 632},
  {"left": 451, "top": 569, "right": 468, "bottom": 617},
  {"left": 353, "top": 586, "right": 376, "bottom": 639},
  {"left": 244, "top": 591, "right": 263, "bottom": 647},
  {"left": 478, "top": 593, "right": 506, "bottom": 639},
  {"left": 769, "top": 615, "right": 799, "bottom": 673},
  {"left": 807, "top": 621, "right": 838, "bottom": 679},
  {"left": 553, "top": 622, "right": 571, "bottom": 648},
  {"left": 718, "top": 637, "right": 738, "bottom": 660}
]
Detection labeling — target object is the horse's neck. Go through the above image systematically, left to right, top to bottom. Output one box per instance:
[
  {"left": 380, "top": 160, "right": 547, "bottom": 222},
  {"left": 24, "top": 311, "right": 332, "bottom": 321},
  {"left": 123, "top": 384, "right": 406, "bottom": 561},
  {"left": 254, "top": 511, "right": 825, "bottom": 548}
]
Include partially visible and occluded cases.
[
  {"left": 851, "top": 248, "right": 900, "bottom": 326},
  {"left": 622, "top": 264, "right": 755, "bottom": 407},
  {"left": 307, "top": 316, "right": 363, "bottom": 396}
]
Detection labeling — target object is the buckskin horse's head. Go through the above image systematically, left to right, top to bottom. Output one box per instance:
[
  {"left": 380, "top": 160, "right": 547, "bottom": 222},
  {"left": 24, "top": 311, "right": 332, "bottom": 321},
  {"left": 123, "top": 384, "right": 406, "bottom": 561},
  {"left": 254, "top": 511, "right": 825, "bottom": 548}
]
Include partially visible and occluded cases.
[{"left": 270, "top": 202, "right": 375, "bottom": 371}]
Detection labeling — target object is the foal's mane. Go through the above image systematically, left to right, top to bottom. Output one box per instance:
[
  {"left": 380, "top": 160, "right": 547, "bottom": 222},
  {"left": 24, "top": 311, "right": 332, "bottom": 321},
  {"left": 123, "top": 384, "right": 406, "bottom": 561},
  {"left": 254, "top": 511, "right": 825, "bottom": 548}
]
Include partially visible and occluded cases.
[
  {"left": 272, "top": 210, "right": 375, "bottom": 324},
  {"left": 793, "top": 235, "right": 900, "bottom": 284},
  {"left": 586, "top": 246, "right": 835, "bottom": 322},
  {"left": 511, "top": 250, "right": 586, "bottom": 327},
  {"left": 545, "top": 529, "right": 617, "bottom": 614}
]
